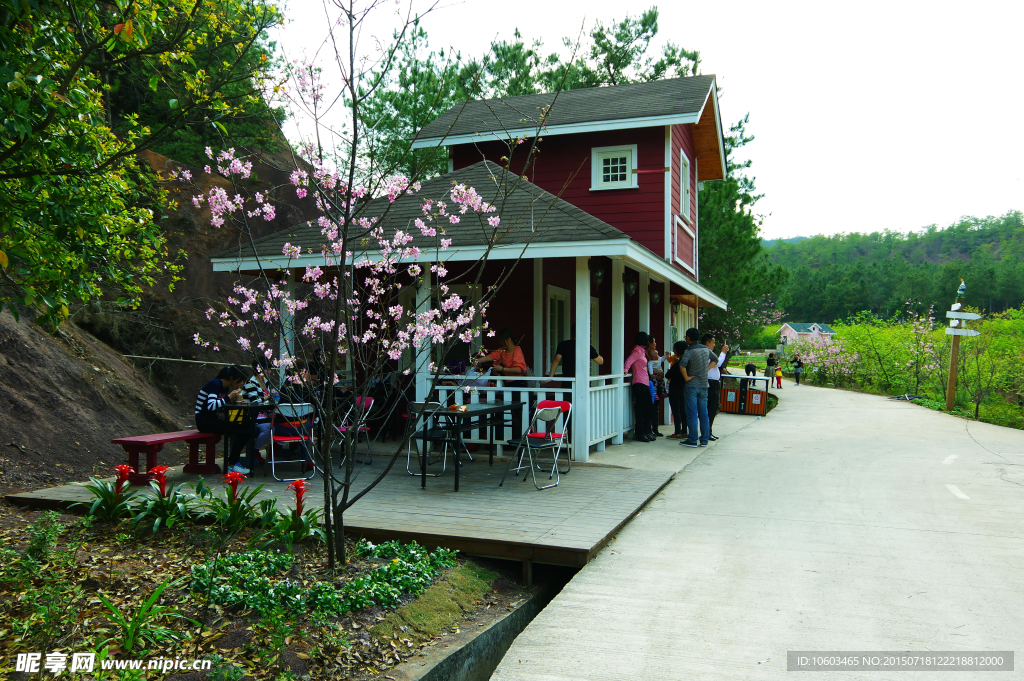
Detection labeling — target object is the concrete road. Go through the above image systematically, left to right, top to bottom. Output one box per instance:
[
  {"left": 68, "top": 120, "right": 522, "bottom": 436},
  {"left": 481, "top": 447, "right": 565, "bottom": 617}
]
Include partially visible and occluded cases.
[{"left": 493, "top": 381, "right": 1024, "bottom": 680}]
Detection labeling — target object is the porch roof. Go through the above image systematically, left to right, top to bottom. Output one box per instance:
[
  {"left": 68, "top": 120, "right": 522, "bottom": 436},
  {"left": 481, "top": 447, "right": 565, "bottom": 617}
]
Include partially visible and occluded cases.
[{"left": 210, "top": 160, "right": 727, "bottom": 310}]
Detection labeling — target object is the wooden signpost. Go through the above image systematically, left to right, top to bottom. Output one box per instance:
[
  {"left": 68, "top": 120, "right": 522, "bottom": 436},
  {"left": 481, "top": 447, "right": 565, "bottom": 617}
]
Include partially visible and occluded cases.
[{"left": 944, "top": 284, "right": 981, "bottom": 411}]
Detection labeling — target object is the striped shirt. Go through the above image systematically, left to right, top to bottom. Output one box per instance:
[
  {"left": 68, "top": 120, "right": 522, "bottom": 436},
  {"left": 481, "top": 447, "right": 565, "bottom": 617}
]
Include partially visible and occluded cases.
[
  {"left": 623, "top": 346, "right": 649, "bottom": 385},
  {"left": 243, "top": 376, "right": 269, "bottom": 403},
  {"left": 195, "top": 379, "right": 228, "bottom": 418}
]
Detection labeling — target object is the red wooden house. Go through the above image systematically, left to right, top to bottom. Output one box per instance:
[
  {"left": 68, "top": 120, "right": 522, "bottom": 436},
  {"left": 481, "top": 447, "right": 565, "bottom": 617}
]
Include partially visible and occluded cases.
[{"left": 213, "top": 75, "right": 729, "bottom": 459}]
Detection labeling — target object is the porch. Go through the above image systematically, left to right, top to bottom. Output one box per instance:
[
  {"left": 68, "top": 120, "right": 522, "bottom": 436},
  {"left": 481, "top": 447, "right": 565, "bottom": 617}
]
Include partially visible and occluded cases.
[
  {"left": 418, "top": 250, "right": 727, "bottom": 461},
  {"left": 6, "top": 454, "right": 672, "bottom": 581}
]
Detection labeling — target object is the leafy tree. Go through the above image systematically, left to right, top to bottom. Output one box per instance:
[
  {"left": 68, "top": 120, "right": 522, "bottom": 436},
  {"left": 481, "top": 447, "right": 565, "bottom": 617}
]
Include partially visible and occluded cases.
[
  {"left": 0, "top": 0, "right": 282, "bottom": 325},
  {"left": 361, "top": 7, "right": 700, "bottom": 179},
  {"left": 697, "top": 115, "right": 788, "bottom": 342}
]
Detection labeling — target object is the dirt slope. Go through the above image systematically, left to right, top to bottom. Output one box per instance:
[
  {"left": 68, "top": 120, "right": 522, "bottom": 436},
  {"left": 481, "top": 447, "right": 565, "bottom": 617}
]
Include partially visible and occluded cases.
[
  {"left": 1, "top": 146, "right": 320, "bottom": 497},
  {"left": 0, "top": 311, "right": 188, "bottom": 496}
]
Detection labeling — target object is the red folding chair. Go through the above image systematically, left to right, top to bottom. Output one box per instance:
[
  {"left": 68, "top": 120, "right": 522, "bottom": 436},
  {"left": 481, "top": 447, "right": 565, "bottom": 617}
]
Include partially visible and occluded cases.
[
  {"left": 527, "top": 400, "right": 572, "bottom": 474},
  {"left": 269, "top": 403, "right": 316, "bottom": 482}
]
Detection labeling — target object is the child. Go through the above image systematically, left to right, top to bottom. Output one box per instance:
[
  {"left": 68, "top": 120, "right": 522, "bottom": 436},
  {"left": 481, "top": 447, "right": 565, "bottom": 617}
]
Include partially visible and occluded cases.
[{"left": 775, "top": 364, "right": 784, "bottom": 389}]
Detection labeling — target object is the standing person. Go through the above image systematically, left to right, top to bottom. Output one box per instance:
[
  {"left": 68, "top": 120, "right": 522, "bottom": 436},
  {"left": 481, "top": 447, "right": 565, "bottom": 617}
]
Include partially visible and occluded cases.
[
  {"left": 678, "top": 328, "right": 710, "bottom": 448},
  {"left": 547, "top": 329, "right": 603, "bottom": 385},
  {"left": 624, "top": 332, "right": 653, "bottom": 442},
  {"left": 703, "top": 334, "right": 728, "bottom": 442},
  {"left": 665, "top": 340, "right": 689, "bottom": 439},
  {"left": 647, "top": 344, "right": 665, "bottom": 438},
  {"left": 765, "top": 352, "right": 776, "bottom": 378},
  {"left": 793, "top": 356, "right": 804, "bottom": 385},
  {"left": 775, "top": 364, "right": 784, "bottom": 389},
  {"left": 195, "top": 365, "right": 253, "bottom": 474}
]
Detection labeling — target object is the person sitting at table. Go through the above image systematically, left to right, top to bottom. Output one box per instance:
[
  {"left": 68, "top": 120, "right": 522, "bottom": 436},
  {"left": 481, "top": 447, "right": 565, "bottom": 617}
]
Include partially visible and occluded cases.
[
  {"left": 474, "top": 328, "right": 528, "bottom": 381},
  {"left": 474, "top": 328, "right": 529, "bottom": 438},
  {"left": 243, "top": 356, "right": 275, "bottom": 467},
  {"left": 195, "top": 365, "right": 253, "bottom": 475}
]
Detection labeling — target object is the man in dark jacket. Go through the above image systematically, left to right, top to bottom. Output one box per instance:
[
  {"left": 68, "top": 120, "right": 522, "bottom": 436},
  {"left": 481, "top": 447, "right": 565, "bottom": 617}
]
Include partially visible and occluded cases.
[{"left": 666, "top": 340, "right": 689, "bottom": 439}]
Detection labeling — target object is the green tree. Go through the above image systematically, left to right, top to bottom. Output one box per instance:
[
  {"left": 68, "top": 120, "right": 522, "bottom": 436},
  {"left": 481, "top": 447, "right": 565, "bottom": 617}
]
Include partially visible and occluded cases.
[
  {"left": 0, "top": 0, "right": 282, "bottom": 325},
  {"left": 360, "top": 7, "right": 700, "bottom": 179},
  {"left": 697, "top": 115, "right": 788, "bottom": 341}
]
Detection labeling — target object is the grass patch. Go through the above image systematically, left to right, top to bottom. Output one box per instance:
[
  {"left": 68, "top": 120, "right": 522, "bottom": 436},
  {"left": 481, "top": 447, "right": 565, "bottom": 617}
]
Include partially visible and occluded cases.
[
  {"left": 766, "top": 393, "right": 779, "bottom": 414},
  {"left": 370, "top": 560, "right": 498, "bottom": 644}
]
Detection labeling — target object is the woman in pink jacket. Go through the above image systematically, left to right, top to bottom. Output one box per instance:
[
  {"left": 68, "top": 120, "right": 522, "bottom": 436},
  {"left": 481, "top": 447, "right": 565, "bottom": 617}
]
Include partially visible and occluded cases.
[{"left": 624, "top": 332, "right": 654, "bottom": 442}]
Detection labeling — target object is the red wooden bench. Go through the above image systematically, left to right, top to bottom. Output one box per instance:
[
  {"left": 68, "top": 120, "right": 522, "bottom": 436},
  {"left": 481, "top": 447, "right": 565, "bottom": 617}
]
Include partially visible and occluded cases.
[{"left": 111, "top": 430, "right": 222, "bottom": 485}]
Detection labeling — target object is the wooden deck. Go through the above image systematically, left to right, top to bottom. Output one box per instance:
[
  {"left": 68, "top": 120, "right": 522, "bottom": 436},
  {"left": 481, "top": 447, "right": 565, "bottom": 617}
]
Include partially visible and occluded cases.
[{"left": 6, "top": 455, "right": 672, "bottom": 574}]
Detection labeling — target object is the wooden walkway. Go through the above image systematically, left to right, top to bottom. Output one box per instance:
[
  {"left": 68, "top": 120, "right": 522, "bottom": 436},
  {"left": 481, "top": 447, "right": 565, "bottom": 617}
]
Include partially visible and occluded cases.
[{"left": 6, "top": 455, "right": 672, "bottom": 577}]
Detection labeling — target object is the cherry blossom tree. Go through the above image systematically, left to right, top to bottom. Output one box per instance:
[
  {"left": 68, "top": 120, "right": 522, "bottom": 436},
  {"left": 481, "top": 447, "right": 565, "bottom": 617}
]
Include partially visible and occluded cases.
[{"left": 181, "top": 0, "right": 565, "bottom": 568}]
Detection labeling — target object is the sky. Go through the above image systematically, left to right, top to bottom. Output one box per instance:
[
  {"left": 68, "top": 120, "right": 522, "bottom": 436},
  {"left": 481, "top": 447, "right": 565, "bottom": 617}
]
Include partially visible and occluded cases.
[{"left": 272, "top": 0, "right": 1023, "bottom": 240}]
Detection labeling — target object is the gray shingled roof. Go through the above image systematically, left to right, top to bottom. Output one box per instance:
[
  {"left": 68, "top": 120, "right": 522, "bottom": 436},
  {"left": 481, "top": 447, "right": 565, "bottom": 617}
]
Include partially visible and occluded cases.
[
  {"left": 416, "top": 76, "right": 716, "bottom": 143},
  {"left": 214, "top": 160, "right": 628, "bottom": 261},
  {"left": 783, "top": 323, "right": 837, "bottom": 334}
]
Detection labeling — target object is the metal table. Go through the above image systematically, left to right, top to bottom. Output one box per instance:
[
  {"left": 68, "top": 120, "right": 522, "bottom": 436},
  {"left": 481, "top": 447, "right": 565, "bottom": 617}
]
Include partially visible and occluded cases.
[{"left": 421, "top": 401, "right": 519, "bottom": 491}]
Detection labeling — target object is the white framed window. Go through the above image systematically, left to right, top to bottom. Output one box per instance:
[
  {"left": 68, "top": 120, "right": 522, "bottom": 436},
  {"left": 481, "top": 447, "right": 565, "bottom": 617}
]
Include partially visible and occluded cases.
[
  {"left": 591, "top": 144, "right": 638, "bottom": 191},
  {"left": 679, "top": 150, "right": 692, "bottom": 221},
  {"left": 546, "top": 285, "right": 571, "bottom": 373}
]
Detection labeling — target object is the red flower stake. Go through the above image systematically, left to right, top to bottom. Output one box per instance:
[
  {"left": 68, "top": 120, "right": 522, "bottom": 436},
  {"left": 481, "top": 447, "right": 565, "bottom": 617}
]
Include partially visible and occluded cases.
[
  {"left": 114, "top": 465, "right": 135, "bottom": 494},
  {"left": 149, "top": 465, "right": 171, "bottom": 498},
  {"left": 221, "top": 471, "right": 247, "bottom": 504},
  {"left": 287, "top": 480, "right": 309, "bottom": 517}
]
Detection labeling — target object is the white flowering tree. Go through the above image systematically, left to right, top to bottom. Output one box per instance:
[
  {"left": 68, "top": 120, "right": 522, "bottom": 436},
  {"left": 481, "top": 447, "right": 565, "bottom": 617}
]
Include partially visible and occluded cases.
[{"left": 181, "top": 0, "right": 560, "bottom": 567}]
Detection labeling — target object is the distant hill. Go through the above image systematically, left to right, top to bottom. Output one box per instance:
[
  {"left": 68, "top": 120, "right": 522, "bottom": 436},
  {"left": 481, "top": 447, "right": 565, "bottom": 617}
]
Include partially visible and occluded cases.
[
  {"left": 764, "top": 212, "right": 1024, "bottom": 322},
  {"left": 761, "top": 236, "right": 809, "bottom": 248}
]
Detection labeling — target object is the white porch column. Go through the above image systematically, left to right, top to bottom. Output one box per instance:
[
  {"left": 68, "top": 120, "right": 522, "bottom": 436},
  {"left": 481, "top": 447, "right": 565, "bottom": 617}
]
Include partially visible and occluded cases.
[
  {"left": 574, "top": 256, "right": 591, "bottom": 462},
  {"left": 610, "top": 257, "right": 625, "bottom": 445},
  {"left": 533, "top": 258, "right": 543, "bottom": 375},
  {"left": 639, "top": 270, "right": 650, "bottom": 332},
  {"left": 414, "top": 271, "right": 432, "bottom": 403},
  {"left": 278, "top": 277, "right": 296, "bottom": 383},
  {"left": 662, "top": 280, "right": 672, "bottom": 426}
]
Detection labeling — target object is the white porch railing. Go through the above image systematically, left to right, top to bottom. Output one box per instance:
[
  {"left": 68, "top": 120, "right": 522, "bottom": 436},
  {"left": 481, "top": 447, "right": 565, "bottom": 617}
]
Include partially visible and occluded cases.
[
  {"left": 431, "top": 373, "right": 636, "bottom": 459},
  {"left": 587, "top": 373, "right": 631, "bottom": 446}
]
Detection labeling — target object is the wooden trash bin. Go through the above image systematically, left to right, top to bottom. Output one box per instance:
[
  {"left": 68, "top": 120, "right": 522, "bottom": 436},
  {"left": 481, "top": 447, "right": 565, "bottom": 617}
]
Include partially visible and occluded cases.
[
  {"left": 720, "top": 386, "right": 741, "bottom": 413},
  {"left": 745, "top": 389, "right": 767, "bottom": 416}
]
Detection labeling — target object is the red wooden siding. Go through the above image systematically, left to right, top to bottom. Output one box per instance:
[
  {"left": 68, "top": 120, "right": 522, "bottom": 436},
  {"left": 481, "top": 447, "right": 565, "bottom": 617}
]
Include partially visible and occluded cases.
[
  {"left": 670, "top": 123, "right": 697, "bottom": 279},
  {"left": 451, "top": 128, "right": 668, "bottom": 257}
]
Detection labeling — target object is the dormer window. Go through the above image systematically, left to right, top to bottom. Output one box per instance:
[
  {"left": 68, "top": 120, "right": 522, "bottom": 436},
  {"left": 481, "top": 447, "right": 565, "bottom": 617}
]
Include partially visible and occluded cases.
[{"left": 591, "top": 145, "right": 638, "bottom": 191}]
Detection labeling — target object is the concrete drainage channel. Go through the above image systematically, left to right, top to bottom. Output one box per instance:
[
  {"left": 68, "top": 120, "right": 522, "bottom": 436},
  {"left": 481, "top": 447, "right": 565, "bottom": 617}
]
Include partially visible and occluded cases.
[{"left": 382, "top": 567, "right": 567, "bottom": 681}]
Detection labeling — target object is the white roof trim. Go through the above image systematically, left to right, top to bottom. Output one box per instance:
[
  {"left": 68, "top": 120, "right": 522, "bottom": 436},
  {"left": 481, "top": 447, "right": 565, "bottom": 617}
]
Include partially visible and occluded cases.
[
  {"left": 707, "top": 83, "right": 727, "bottom": 181},
  {"left": 410, "top": 111, "right": 702, "bottom": 150},
  {"left": 211, "top": 237, "right": 727, "bottom": 310}
]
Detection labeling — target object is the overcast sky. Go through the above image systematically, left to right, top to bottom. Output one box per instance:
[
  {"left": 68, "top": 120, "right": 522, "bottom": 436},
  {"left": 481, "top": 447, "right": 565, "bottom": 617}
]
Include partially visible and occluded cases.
[{"left": 273, "top": 0, "right": 1023, "bottom": 240}]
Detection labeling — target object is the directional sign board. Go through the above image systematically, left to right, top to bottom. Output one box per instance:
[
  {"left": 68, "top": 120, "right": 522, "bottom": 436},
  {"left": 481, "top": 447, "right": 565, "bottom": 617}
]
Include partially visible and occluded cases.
[
  {"left": 946, "top": 311, "right": 982, "bottom": 320},
  {"left": 945, "top": 328, "right": 981, "bottom": 337}
]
